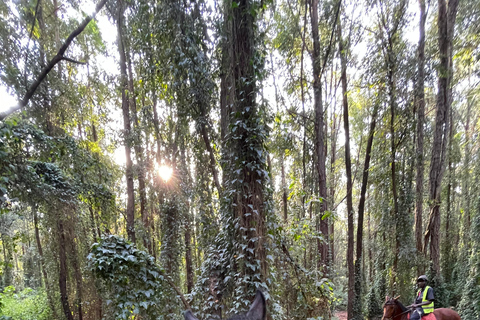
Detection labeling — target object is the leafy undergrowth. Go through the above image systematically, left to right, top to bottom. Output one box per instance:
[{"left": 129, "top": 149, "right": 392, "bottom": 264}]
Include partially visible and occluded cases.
[{"left": 0, "top": 286, "right": 52, "bottom": 320}]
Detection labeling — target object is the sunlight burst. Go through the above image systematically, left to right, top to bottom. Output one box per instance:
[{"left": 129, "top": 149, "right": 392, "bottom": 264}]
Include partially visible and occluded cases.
[{"left": 158, "top": 165, "right": 173, "bottom": 182}]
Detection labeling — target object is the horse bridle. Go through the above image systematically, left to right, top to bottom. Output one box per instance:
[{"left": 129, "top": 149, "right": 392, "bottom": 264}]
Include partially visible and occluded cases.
[{"left": 383, "top": 302, "right": 412, "bottom": 320}]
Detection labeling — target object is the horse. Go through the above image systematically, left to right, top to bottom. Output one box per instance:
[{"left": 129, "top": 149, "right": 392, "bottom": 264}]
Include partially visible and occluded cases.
[
  {"left": 184, "top": 290, "right": 266, "bottom": 320},
  {"left": 382, "top": 296, "right": 461, "bottom": 320}
]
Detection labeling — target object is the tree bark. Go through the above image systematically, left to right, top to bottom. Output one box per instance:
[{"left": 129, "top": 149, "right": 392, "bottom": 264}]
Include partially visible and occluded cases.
[
  {"left": 219, "top": 0, "right": 235, "bottom": 142},
  {"left": 230, "top": 0, "right": 268, "bottom": 292},
  {"left": 310, "top": 0, "right": 329, "bottom": 273},
  {"left": 415, "top": 0, "right": 427, "bottom": 263},
  {"left": 425, "top": 0, "right": 459, "bottom": 273},
  {"left": 117, "top": 1, "right": 136, "bottom": 243},
  {"left": 337, "top": 17, "right": 354, "bottom": 319},
  {"left": 388, "top": 44, "right": 400, "bottom": 285},
  {"left": 126, "top": 49, "right": 148, "bottom": 249},
  {"left": 462, "top": 99, "right": 472, "bottom": 245},
  {"left": 199, "top": 123, "right": 221, "bottom": 193},
  {"left": 281, "top": 153, "right": 288, "bottom": 223},
  {"left": 185, "top": 213, "right": 194, "bottom": 293},
  {"left": 57, "top": 219, "right": 74, "bottom": 320},
  {"left": 68, "top": 225, "right": 84, "bottom": 320}
]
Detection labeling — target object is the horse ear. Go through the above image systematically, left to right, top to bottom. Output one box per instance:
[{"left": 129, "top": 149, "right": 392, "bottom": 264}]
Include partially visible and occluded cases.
[
  {"left": 246, "top": 290, "right": 267, "bottom": 320},
  {"left": 394, "top": 295, "right": 401, "bottom": 301},
  {"left": 385, "top": 296, "right": 390, "bottom": 302},
  {"left": 184, "top": 310, "right": 199, "bottom": 320}
]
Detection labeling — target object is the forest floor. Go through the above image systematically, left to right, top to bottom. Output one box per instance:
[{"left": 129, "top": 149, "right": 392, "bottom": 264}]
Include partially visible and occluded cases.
[{"left": 333, "top": 311, "right": 347, "bottom": 320}]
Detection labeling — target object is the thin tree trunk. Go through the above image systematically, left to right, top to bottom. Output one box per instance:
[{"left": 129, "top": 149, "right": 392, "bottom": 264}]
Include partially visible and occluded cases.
[
  {"left": 219, "top": 0, "right": 235, "bottom": 142},
  {"left": 310, "top": 0, "right": 328, "bottom": 273},
  {"left": 415, "top": 0, "right": 427, "bottom": 264},
  {"left": 117, "top": 1, "right": 136, "bottom": 243},
  {"left": 301, "top": 1, "right": 308, "bottom": 220},
  {"left": 337, "top": 17, "right": 356, "bottom": 319},
  {"left": 388, "top": 48, "right": 400, "bottom": 285},
  {"left": 126, "top": 50, "right": 148, "bottom": 249},
  {"left": 462, "top": 99, "right": 472, "bottom": 245},
  {"left": 444, "top": 108, "right": 454, "bottom": 283},
  {"left": 329, "top": 111, "right": 340, "bottom": 267},
  {"left": 199, "top": 123, "right": 221, "bottom": 193},
  {"left": 281, "top": 154, "right": 288, "bottom": 223},
  {"left": 88, "top": 206, "right": 98, "bottom": 241},
  {"left": 185, "top": 214, "right": 194, "bottom": 293}
]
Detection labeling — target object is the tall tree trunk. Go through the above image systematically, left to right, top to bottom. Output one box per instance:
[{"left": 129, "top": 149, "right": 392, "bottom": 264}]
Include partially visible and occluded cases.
[
  {"left": 36, "top": 0, "right": 54, "bottom": 135},
  {"left": 219, "top": 0, "right": 235, "bottom": 142},
  {"left": 230, "top": 0, "right": 268, "bottom": 294},
  {"left": 310, "top": 0, "right": 329, "bottom": 273},
  {"left": 415, "top": 0, "right": 427, "bottom": 265},
  {"left": 425, "top": 0, "right": 459, "bottom": 273},
  {"left": 117, "top": 1, "right": 136, "bottom": 243},
  {"left": 300, "top": 1, "right": 308, "bottom": 220},
  {"left": 337, "top": 17, "right": 357, "bottom": 319},
  {"left": 388, "top": 44, "right": 400, "bottom": 285},
  {"left": 126, "top": 49, "right": 149, "bottom": 249},
  {"left": 462, "top": 99, "right": 472, "bottom": 245},
  {"left": 444, "top": 107, "right": 455, "bottom": 283},
  {"left": 329, "top": 109, "right": 340, "bottom": 267},
  {"left": 281, "top": 153, "right": 288, "bottom": 223},
  {"left": 185, "top": 212, "right": 194, "bottom": 293},
  {"left": 57, "top": 218, "right": 74, "bottom": 320},
  {"left": 68, "top": 225, "right": 84, "bottom": 320}
]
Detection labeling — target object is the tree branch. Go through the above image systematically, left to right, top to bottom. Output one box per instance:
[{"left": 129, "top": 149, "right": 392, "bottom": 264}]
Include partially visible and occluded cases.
[
  {"left": 0, "top": 0, "right": 109, "bottom": 121},
  {"left": 320, "top": 0, "right": 342, "bottom": 75},
  {"left": 61, "top": 56, "right": 87, "bottom": 65}
]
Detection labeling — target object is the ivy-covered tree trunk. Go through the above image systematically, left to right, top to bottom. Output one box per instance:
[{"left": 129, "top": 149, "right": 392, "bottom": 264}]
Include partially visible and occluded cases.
[{"left": 225, "top": 0, "right": 269, "bottom": 302}]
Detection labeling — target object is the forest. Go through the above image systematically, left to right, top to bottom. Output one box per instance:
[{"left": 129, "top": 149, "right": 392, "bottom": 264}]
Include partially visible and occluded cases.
[{"left": 0, "top": 0, "right": 479, "bottom": 318}]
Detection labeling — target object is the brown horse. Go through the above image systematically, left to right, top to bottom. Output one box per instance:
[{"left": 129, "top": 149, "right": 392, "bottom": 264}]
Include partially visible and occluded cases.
[{"left": 382, "top": 296, "right": 461, "bottom": 320}]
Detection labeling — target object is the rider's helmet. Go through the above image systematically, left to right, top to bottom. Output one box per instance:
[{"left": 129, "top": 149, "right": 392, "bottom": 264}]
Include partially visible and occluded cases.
[{"left": 417, "top": 275, "right": 428, "bottom": 282}]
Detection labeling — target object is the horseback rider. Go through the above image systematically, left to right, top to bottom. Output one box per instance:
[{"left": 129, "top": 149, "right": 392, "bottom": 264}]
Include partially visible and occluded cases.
[{"left": 410, "top": 275, "right": 434, "bottom": 320}]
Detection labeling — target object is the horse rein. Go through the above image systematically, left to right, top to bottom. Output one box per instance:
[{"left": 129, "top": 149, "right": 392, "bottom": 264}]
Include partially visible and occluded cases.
[{"left": 383, "top": 303, "right": 412, "bottom": 320}]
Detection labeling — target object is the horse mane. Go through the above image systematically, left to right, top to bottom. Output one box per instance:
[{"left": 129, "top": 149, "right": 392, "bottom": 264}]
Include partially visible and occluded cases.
[{"left": 395, "top": 300, "right": 408, "bottom": 313}]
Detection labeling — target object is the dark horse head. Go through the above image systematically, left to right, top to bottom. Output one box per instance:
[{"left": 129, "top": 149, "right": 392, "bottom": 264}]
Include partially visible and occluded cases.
[
  {"left": 184, "top": 290, "right": 266, "bottom": 320},
  {"left": 382, "top": 296, "right": 408, "bottom": 320}
]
